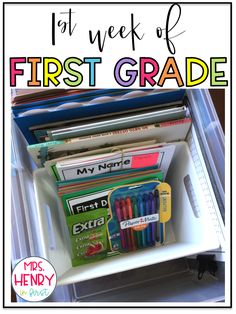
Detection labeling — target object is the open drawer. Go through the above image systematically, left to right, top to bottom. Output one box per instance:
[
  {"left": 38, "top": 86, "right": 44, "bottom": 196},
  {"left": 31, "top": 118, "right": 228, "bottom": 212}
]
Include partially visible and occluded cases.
[
  {"left": 11, "top": 89, "right": 226, "bottom": 302},
  {"left": 33, "top": 139, "right": 220, "bottom": 286}
]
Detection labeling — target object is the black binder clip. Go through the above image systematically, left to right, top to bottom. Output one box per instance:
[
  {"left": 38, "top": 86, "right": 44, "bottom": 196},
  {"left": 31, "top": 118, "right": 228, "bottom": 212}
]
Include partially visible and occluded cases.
[{"left": 196, "top": 254, "right": 217, "bottom": 280}]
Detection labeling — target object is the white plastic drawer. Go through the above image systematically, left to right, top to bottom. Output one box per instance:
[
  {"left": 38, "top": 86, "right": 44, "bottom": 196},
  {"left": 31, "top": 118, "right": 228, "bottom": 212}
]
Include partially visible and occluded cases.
[
  {"left": 10, "top": 89, "right": 225, "bottom": 301},
  {"left": 186, "top": 89, "right": 225, "bottom": 222},
  {"left": 32, "top": 139, "right": 221, "bottom": 286}
]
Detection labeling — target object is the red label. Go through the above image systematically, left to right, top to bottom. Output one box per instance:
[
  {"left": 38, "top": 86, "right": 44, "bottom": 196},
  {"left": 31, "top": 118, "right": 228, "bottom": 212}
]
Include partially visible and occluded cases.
[
  {"left": 159, "top": 118, "right": 192, "bottom": 127},
  {"left": 131, "top": 152, "right": 159, "bottom": 168}
]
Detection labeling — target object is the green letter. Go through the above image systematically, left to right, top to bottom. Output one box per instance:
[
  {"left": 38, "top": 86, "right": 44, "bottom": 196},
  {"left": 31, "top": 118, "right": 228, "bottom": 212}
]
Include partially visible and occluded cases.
[
  {"left": 64, "top": 57, "right": 83, "bottom": 87},
  {"left": 211, "top": 57, "right": 228, "bottom": 86}
]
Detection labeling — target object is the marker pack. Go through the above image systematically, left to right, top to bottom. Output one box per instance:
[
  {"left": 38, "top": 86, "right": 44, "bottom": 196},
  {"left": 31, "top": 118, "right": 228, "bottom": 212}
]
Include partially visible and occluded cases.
[
  {"left": 58, "top": 167, "right": 171, "bottom": 266},
  {"left": 59, "top": 169, "right": 165, "bottom": 266},
  {"left": 107, "top": 181, "right": 171, "bottom": 254}
]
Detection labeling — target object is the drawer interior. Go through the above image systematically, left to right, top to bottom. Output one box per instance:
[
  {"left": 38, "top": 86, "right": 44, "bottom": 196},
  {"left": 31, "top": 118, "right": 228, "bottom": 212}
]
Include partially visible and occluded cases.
[{"left": 33, "top": 141, "right": 220, "bottom": 286}]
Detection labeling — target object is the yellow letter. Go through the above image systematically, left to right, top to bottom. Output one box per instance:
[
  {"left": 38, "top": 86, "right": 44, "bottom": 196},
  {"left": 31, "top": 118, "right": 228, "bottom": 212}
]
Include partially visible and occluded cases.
[
  {"left": 43, "top": 58, "right": 62, "bottom": 87},
  {"left": 186, "top": 58, "right": 208, "bottom": 87}
]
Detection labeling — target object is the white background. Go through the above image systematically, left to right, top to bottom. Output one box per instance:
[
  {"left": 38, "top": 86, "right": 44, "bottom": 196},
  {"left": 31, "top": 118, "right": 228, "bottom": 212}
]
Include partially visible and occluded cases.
[{"left": 4, "top": 3, "right": 230, "bottom": 88}]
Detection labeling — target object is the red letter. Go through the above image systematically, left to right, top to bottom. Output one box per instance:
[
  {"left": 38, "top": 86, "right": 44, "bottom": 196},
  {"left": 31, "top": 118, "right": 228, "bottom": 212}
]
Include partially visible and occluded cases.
[
  {"left": 140, "top": 57, "right": 159, "bottom": 87},
  {"left": 10, "top": 58, "right": 26, "bottom": 86},
  {"left": 38, "top": 261, "right": 43, "bottom": 271},
  {"left": 45, "top": 274, "right": 55, "bottom": 286}
]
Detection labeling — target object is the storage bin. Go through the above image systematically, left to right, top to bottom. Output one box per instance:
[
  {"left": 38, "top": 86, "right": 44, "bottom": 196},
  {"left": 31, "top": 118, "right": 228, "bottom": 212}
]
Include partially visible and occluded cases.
[
  {"left": 11, "top": 89, "right": 225, "bottom": 302},
  {"left": 33, "top": 140, "right": 220, "bottom": 286}
]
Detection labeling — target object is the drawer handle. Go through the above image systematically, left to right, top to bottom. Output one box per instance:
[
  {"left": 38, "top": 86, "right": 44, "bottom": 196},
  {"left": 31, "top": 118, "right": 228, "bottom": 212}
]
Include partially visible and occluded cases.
[{"left": 184, "top": 175, "right": 201, "bottom": 218}]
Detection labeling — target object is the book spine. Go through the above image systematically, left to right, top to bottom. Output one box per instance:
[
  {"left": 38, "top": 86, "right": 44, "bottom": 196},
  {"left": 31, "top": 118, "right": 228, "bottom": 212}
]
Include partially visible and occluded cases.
[
  {"left": 159, "top": 118, "right": 192, "bottom": 127},
  {"left": 65, "top": 124, "right": 157, "bottom": 144},
  {"left": 27, "top": 140, "right": 64, "bottom": 149}
]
